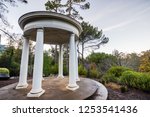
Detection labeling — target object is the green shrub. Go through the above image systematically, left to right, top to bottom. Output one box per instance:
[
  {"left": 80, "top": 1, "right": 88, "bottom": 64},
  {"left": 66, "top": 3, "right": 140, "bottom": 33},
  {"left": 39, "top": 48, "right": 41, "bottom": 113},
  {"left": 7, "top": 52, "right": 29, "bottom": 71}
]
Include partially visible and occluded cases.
[
  {"left": 10, "top": 62, "right": 20, "bottom": 76},
  {"left": 50, "top": 64, "right": 58, "bottom": 75},
  {"left": 78, "top": 64, "right": 87, "bottom": 77},
  {"left": 63, "top": 65, "right": 68, "bottom": 76},
  {"left": 102, "top": 66, "right": 132, "bottom": 83},
  {"left": 108, "top": 66, "right": 132, "bottom": 77},
  {"left": 0, "top": 68, "right": 9, "bottom": 74},
  {"left": 120, "top": 71, "right": 150, "bottom": 92},
  {"left": 120, "top": 71, "right": 139, "bottom": 87}
]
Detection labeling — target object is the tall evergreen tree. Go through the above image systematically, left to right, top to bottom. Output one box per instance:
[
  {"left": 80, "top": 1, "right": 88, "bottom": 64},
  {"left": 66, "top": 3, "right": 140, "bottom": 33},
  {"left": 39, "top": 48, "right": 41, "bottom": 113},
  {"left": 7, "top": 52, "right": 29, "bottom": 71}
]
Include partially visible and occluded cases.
[
  {"left": 45, "top": 0, "right": 90, "bottom": 20},
  {"left": 79, "top": 22, "right": 109, "bottom": 61}
]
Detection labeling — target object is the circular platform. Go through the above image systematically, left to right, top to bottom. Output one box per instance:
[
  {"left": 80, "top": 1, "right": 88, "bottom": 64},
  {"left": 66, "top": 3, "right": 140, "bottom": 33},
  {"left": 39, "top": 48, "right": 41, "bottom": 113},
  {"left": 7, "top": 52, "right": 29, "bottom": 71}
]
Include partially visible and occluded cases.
[{"left": 0, "top": 77, "right": 107, "bottom": 100}]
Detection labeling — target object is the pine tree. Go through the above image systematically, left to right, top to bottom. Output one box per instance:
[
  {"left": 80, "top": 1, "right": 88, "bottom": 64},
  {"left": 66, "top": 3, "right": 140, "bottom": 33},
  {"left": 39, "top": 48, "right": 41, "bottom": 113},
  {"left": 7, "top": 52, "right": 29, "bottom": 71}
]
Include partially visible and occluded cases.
[{"left": 45, "top": 0, "right": 90, "bottom": 20}]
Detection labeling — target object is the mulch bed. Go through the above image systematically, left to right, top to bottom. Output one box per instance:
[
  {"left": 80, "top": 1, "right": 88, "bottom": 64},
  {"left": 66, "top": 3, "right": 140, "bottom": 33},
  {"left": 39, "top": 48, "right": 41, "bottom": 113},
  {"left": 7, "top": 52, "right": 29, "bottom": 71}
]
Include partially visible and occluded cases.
[
  {"left": 0, "top": 78, "right": 150, "bottom": 100},
  {"left": 0, "top": 78, "right": 19, "bottom": 88},
  {"left": 107, "top": 87, "right": 150, "bottom": 100}
]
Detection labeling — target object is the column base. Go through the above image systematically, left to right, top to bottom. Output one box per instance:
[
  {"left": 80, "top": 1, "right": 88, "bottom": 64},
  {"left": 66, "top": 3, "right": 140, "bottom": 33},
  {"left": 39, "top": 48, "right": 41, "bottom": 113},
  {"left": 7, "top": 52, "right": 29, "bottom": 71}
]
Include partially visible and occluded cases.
[
  {"left": 57, "top": 75, "right": 64, "bottom": 78},
  {"left": 76, "top": 78, "right": 80, "bottom": 82},
  {"left": 16, "top": 83, "right": 28, "bottom": 89},
  {"left": 66, "top": 84, "right": 79, "bottom": 91},
  {"left": 27, "top": 90, "right": 45, "bottom": 97}
]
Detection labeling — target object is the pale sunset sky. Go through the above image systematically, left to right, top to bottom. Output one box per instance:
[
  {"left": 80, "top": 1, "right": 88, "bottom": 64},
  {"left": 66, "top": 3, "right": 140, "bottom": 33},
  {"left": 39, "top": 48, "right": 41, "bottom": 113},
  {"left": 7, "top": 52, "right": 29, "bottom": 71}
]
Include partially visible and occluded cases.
[{"left": 1, "top": 0, "right": 150, "bottom": 54}]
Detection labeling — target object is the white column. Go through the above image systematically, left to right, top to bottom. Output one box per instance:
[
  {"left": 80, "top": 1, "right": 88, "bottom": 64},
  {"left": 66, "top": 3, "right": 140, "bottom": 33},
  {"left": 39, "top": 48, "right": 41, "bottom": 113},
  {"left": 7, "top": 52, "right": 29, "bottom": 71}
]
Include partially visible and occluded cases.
[
  {"left": 27, "top": 28, "right": 45, "bottom": 97},
  {"left": 66, "top": 34, "right": 79, "bottom": 90},
  {"left": 16, "top": 37, "right": 29, "bottom": 89},
  {"left": 75, "top": 41, "right": 80, "bottom": 81},
  {"left": 58, "top": 44, "right": 64, "bottom": 78}
]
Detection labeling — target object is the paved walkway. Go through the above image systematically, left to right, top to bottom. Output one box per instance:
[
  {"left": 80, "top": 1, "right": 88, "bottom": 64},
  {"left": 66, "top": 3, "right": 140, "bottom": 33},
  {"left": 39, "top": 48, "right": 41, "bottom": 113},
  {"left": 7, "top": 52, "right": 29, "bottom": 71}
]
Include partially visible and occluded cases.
[{"left": 0, "top": 77, "right": 104, "bottom": 100}]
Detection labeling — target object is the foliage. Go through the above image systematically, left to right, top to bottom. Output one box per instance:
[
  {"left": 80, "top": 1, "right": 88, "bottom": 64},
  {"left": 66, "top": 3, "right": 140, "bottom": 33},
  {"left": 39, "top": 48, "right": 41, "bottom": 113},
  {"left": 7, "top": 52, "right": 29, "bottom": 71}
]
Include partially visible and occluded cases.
[
  {"left": 45, "top": 0, "right": 90, "bottom": 20},
  {"left": 45, "top": 0, "right": 64, "bottom": 13},
  {"left": 64, "top": 0, "right": 90, "bottom": 20},
  {"left": 0, "top": 41, "right": 33, "bottom": 77},
  {"left": 112, "top": 50, "right": 140, "bottom": 71},
  {"left": 139, "top": 50, "right": 150, "bottom": 72},
  {"left": 43, "top": 52, "right": 54, "bottom": 77},
  {"left": 87, "top": 52, "right": 117, "bottom": 73},
  {"left": 9, "top": 61, "right": 20, "bottom": 76},
  {"left": 50, "top": 64, "right": 58, "bottom": 75},
  {"left": 78, "top": 64, "right": 87, "bottom": 77},
  {"left": 63, "top": 65, "right": 68, "bottom": 75},
  {"left": 102, "top": 66, "right": 132, "bottom": 83},
  {"left": 0, "top": 68, "right": 9, "bottom": 74},
  {"left": 89, "top": 69, "right": 100, "bottom": 79},
  {"left": 120, "top": 71, "right": 150, "bottom": 92}
]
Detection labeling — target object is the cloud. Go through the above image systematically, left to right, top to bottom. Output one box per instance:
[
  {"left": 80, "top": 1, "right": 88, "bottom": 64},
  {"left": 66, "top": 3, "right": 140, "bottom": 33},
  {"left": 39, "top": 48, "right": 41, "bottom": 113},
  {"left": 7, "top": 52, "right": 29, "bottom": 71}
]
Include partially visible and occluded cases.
[
  {"left": 103, "top": 5, "right": 150, "bottom": 32},
  {"left": 103, "top": 19, "right": 135, "bottom": 32}
]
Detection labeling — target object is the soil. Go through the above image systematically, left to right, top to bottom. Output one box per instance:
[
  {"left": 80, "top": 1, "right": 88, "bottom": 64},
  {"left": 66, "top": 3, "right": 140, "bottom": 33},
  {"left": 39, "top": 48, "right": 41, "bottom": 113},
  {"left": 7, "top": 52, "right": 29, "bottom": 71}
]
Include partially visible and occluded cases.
[
  {"left": 0, "top": 78, "right": 150, "bottom": 100},
  {"left": 107, "top": 86, "right": 150, "bottom": 100}
]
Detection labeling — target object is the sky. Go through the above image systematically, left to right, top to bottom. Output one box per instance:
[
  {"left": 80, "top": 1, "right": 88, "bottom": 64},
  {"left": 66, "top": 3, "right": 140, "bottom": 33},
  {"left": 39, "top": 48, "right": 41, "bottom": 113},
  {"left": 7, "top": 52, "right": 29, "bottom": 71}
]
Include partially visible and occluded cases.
[{"left": 1, "top": 0, "right": 150, "bottom": 54}]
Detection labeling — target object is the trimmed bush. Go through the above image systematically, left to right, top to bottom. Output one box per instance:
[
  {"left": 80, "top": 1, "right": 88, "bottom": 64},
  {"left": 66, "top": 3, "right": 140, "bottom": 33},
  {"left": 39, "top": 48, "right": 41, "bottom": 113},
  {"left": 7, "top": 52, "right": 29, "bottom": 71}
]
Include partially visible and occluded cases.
[
  {"left": 0, "top": 68, "right": 9, "bottom": 74},
  {"left": 0, "top": 68, "right": 10, "bottom": 79}
]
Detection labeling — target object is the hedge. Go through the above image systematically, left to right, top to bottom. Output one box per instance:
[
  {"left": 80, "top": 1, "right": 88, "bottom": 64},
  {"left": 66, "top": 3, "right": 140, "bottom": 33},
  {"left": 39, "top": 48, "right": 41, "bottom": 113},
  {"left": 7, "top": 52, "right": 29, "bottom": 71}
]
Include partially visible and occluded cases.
[{"left": 0, "top": 68, "right": 9, "bottom": 74}]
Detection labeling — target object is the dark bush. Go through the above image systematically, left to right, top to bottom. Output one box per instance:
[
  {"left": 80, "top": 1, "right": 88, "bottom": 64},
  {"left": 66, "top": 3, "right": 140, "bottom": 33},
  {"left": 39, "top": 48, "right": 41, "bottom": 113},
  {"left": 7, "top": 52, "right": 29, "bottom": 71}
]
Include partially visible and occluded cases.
[{"left": 120, "top": 86, "right": 128, "bottom": 93}]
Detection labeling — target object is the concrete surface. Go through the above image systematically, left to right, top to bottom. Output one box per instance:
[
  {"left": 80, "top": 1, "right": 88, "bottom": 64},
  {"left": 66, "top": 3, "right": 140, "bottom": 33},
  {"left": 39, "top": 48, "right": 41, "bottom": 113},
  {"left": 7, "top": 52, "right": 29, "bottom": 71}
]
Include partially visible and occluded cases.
[{"left": 0, "top": 77, "right": 107, "bottom": 100}]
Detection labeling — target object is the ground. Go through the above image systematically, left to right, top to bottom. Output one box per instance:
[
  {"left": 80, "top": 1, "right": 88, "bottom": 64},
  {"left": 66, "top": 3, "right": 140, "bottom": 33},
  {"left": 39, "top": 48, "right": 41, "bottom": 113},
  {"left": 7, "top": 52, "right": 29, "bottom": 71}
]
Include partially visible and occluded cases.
[{"left": 0, "top": 78, "right": 150, "bottom": 100}]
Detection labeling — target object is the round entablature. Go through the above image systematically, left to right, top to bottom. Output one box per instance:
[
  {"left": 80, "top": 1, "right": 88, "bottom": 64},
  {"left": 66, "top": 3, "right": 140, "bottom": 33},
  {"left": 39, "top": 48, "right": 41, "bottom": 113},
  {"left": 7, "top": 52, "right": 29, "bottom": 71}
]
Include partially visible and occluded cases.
[{"left": 18, "top": 11, "right": 82, "bottom": 44}]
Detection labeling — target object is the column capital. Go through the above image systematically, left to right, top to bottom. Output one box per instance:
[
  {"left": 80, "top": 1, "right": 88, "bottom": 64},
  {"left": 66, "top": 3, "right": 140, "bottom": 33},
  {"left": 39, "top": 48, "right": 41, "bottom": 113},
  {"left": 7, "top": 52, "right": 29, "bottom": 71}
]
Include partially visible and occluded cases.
[
  {"left": 37, "top": 28, "right": 44, "bottom": 32},
  {"left": 22, "top": 35, "right": 30, "bottom": 39}
]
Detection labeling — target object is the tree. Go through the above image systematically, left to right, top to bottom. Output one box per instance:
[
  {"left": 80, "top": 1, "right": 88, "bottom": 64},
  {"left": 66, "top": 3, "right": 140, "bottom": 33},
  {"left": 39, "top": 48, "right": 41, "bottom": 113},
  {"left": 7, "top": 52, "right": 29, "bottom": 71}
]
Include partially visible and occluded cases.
[
  {"left": 0, "top": 0, "right": 28, "bottom": 26},
  {"left": 0, "top": 0, "right": 28, "bottom": 45},
  {"left": 45, "top": 0, "right": 90, "bottom": 20},
  {"left": 45, "top": 0, "right": 64, "bottom": 13},
  {"left": 63, "top": 0, "right": 90, "bottom": 20},
  {"left": 79, "top": 22, "right": 109, "bottom": 61},
  {"left": 0, "top": 46, "right": 20, "bottom": 76},
  {"left": 112, "top": 50, "right": 140, "bottom": 71},
  {"left": 112, "top": 50, "right": 124, "bottom": 66},
  {"left": 139, "top": 50, "right": 150, "bottom": 72},
  {"left": 87, "top": 52, "right": 117, "bottom": 73},
  {"left": 124, "top": 53, "right": 140, "bottom": 71}
]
